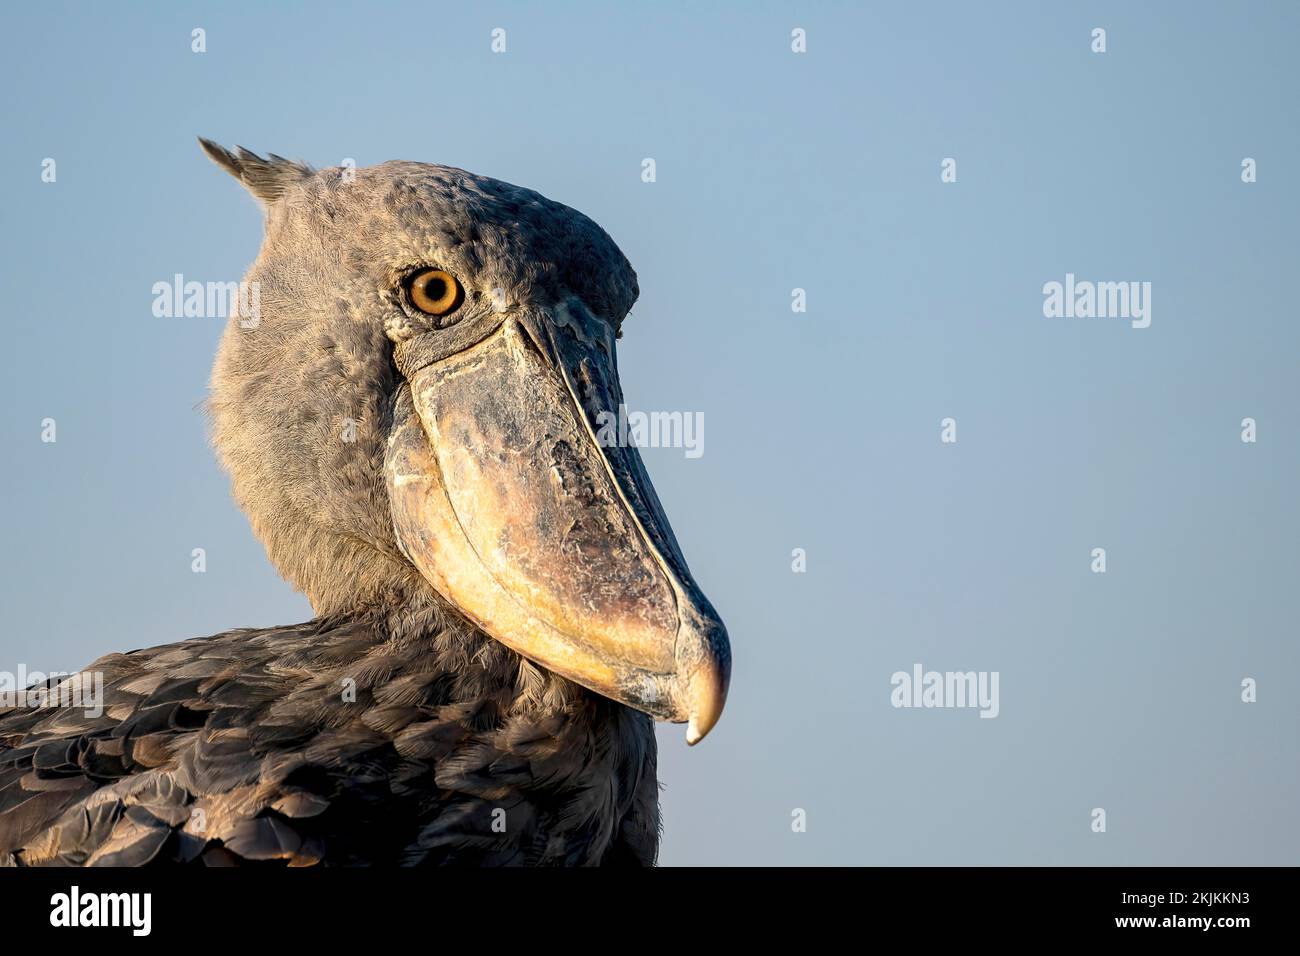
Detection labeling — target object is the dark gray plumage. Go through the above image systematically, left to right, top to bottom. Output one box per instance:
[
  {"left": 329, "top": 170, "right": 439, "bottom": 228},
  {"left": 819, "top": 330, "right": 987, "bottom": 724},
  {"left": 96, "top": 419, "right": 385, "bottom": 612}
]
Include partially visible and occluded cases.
[{"left": 0, "top": 612, "right": 658, "bottom": 865}]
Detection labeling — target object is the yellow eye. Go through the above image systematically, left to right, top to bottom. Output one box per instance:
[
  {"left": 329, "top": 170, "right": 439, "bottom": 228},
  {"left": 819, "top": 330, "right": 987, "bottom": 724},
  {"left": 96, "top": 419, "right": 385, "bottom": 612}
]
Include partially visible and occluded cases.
[{"left": 407, "top": 268, "right": 463, "bottom": 318}]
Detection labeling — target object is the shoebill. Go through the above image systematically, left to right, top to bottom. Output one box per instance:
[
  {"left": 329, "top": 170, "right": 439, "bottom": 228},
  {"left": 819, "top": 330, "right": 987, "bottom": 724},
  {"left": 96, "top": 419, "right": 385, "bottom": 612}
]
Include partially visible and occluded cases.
[{"left": 0, "top": 142, "right": 731, "bottom": 866}]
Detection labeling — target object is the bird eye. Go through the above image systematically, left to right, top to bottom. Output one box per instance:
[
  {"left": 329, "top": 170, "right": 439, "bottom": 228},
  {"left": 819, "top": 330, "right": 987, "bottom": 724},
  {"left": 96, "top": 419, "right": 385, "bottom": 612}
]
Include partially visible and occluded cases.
[{"left": 406, "top": 268, "right": 464, "bottom": 319}]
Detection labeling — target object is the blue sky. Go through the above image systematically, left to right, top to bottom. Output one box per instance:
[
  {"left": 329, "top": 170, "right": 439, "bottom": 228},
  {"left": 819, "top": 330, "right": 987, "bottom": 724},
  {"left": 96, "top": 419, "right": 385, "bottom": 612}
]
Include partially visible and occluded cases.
[{"left": 2, "top": 1, "right": 1297, "bottom": 864}]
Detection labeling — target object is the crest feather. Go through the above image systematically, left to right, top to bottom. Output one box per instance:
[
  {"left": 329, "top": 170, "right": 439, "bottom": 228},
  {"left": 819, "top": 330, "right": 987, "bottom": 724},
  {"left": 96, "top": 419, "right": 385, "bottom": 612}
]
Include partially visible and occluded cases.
[{"left": 198, "top": 138, "right": 314, "bottom": 206}]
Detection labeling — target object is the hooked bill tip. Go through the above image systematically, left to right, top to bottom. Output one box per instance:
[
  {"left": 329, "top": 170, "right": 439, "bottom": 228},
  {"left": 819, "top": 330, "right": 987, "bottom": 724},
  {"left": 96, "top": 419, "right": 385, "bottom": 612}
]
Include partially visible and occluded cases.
[
  {"left": 684, "top": 683, "right": 724, "bottom": 745},
  {"left": 685, "top": 716, "right": 706, "bottom": 746}
]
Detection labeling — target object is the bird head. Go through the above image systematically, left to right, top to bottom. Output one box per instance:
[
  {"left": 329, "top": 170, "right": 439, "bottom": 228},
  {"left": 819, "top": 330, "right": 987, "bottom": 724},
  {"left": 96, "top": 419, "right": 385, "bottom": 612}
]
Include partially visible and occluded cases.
[{"left": 199, "top": 141, "right": 730, "bottom": 743}]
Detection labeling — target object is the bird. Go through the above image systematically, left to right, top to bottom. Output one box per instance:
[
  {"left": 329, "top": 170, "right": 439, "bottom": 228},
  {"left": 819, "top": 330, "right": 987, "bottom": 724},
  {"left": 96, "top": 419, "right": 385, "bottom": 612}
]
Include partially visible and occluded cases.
[{"left": 0, "top": 141, "right": 731, "bottom": 866}]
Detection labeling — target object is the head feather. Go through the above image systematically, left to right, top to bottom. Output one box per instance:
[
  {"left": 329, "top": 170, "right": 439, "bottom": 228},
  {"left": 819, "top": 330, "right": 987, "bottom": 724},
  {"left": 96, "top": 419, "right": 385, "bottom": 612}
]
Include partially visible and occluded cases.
[{"left": 198, "top": 138, "right": 314, "bottom": 206}]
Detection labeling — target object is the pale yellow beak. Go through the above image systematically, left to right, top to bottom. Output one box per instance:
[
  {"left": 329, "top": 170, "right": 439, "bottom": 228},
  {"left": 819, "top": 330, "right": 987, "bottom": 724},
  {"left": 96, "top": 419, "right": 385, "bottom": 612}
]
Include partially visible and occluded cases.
[{"left": 385, "top": 300, "right": 730, "bottom": 743}]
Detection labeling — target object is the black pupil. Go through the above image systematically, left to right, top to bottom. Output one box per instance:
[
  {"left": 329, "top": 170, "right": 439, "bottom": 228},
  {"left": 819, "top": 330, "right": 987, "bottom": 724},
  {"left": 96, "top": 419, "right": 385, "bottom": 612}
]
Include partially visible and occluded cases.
[{"left": 423, "top": 276, "right": 446, "bottom": 303}]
